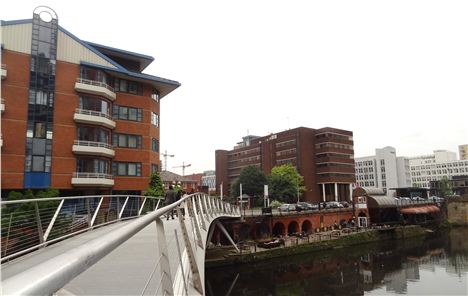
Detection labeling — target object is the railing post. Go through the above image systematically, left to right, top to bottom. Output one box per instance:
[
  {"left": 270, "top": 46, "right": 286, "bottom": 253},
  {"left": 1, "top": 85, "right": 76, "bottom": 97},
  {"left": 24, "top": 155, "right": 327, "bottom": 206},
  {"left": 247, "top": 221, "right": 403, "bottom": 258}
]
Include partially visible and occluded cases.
[
  {"left": 119, "top": 196, "right": 129, "bottom": 219},
  {"left": 90, "top": 197, "right": 104, "bottom": 227},
  {"left": 138, "top": 197, "right": 147, "bottom": 216},
  {"left": 86, "top": 198, "right": 91, "bottom": 227},
  {"left": 43, "top": 199, "right": 65, "bottom": 242},
  {"left": 34, "top": 202, "right": 44, "bottom": 244},
  {"left": 177, "top": 208, "right": 203, "bottom": 294},
  {"left": 3, "top": 212, "right": 13, "bottom": 256},
  {"left": 155, "top": 218, "right": 174, "bottom": 296},
  {"left": 174, "top": 229, "right": 189, "bottom": 296}
]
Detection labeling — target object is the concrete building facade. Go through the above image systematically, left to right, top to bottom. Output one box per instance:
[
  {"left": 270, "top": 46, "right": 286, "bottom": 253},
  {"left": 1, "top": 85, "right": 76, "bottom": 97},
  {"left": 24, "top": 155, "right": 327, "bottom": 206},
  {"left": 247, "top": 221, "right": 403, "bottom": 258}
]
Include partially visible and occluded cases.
[
  {"left": 1, "top": 8, "right": 180, "bottom": 196},
  {"left": 215, "top": 127, "right": 355, "bottom": 203},
  {"left": 459, "top": 144, "right": 468, "bottom": 160},
  {"left": 355, "top": 147, "right": 411, "bottom": 196},
  {"left": 409, "top": 150, "right": 468, "bottom": 188}
]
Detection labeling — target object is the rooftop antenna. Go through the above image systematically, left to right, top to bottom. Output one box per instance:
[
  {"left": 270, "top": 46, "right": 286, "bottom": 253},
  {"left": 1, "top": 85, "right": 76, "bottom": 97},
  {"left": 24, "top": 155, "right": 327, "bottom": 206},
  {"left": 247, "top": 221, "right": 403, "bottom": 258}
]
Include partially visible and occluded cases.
[
  {"left": 162, "top": 150, "right": 174, "bottom": 171},
  {"left": 173, "top": 161, "right": 192, "bottom": 176}
]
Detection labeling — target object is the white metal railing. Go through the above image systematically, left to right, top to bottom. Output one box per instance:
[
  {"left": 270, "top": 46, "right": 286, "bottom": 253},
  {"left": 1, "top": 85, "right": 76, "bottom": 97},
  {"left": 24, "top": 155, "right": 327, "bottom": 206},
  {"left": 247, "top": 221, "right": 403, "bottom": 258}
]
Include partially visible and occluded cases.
[
  {"left": 1, "top": 64, "right": 6, "bottom": 70},
  {"left": 76, "top": 78, "right": 114, "bottom": 93},
  {"left": 75, "top": 108, "right": 113, "bottom": 121},
  {"left": 73, "top": 140, "right": 113, "bottom": 150},
  {"left": 72, "top": 172, "right": 113, "bottom": 179},
  {"left": 1, "top": 193, "right": 240, "bottom": 296},
  {"left": 0, "top": 195, "right": 156, "bottom": 261}
]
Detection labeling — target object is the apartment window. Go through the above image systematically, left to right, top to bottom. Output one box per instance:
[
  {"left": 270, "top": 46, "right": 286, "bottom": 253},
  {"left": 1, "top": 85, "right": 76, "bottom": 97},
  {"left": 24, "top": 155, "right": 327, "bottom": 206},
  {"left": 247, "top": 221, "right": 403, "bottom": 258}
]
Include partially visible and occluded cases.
[
  {"left": 114, "top": 78, "right": 143, "bottom": 95},
  {"left": 151, "top": 88, "right": 159, "bottom": 102},
  {"left": 79, "top": 96, "right": 110, "bottom": 115},
  {"left": 113, "top": 105, "right": 143, "bottom": 122},
  {"left": 151, "top": 112, "right": 159, "bottom": 127},
  {"left": 34, "top": 122, "right": 46, "bottom": 138},
  {"left": 77, "top": 126, "right": 110, "bottom": 143},
  {"left": 113, "top": 134, "right": 142, "bottom": 149},
  {"left": 152, "top": 138, "right": 159, "bottom": 152},
  {"left": 77, "top": 158, "right": 110, "bottom": 174},
  {"left": 113, "top": 162, "right": 142, "bottom": 176},
  {"left": 151, "top": 163, "right": 158, "bottom": 173}
]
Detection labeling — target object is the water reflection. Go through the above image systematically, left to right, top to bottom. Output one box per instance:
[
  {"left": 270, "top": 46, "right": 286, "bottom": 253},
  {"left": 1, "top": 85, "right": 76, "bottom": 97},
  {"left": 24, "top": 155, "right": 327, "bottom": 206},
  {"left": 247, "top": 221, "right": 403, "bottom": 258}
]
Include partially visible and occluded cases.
[{"left": 205, "top": 228, "right": 468, "bottom": 296}]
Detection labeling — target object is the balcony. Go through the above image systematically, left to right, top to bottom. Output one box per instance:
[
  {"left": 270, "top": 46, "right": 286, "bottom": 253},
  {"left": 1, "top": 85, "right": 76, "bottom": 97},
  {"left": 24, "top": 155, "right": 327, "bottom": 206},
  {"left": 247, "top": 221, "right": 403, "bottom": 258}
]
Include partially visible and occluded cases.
[
  {"left": 1, "top": 64, "right": 6, "bottom": 80},
  {"left": 74, "top": 78, "right": 116, "bottom": 101},
  {"left": 1, "top": 99, "right": 4, "bottom": 113},
  {"left": 74, "top": 109, "right": 115, "bottom": 129},
  {"left": 72, "top": 140, "right": 115, "bottom": 158},
  {"left": 71, "top": 172, "right": 114, "bottom": 187}
]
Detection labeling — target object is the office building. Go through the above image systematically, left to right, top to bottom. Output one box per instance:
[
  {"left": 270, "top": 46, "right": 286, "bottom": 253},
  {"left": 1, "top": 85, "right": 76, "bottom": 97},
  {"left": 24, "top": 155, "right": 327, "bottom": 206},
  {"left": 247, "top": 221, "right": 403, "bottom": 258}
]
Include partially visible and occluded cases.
[
  {"left": 1, "top": 8, "right": 180, "bottom": 195},
  {"left": 215, "top": 127, "right": 355, "bottom": 203},
  {"left": 459, "top": 144, "right": 468, "bottom": 160},
  {"left": 355, "top": 147, "right": 411, "bottom": 195},
  {"left": 409, "top": 150, "right": 468, "bottom": 188}
]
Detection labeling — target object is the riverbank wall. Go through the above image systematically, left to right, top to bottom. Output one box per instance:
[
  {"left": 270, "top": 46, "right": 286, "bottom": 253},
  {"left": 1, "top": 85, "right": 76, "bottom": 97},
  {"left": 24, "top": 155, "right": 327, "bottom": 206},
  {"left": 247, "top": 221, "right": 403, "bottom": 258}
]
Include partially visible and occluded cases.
[
  {"left": 447, "top": 196, "right": 468, "bottom": 226},
  {"left": 206, "top": 225, "right": 427, "bottom": 268}
]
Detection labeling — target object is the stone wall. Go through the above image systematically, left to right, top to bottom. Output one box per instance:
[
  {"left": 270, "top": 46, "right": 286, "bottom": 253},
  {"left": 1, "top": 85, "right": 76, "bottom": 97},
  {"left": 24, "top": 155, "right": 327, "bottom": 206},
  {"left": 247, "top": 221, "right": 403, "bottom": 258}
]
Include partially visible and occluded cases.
[{"left": 447, "top": 196, "right": 468, "bottom": 226}]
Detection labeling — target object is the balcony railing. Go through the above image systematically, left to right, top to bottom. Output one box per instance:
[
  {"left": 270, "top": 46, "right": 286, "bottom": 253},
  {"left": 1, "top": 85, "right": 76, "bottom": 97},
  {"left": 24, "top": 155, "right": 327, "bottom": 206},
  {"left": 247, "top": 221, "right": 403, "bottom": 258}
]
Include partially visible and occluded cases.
[
  {"left": 75, "top": 78, "right": 116, "bottom": 101},
  {"left": 76, "top": 78, "right": 114, "bottom": 92},
  {"left": 1, "top": 98, "right": 4, "bottom": 113},
  {"left": 75, "top": 108, "right": 112, "bottom": 120},
  {"left": 74, "top": 109, "right": 115, "bottom": 129},
  {"left": 72, "top": 140, "right": 115, "bottom": 157},
  {"left": 74, "top": 140, "right": 113, "bottom": 150},
  {"left": 71, "top": 172, "right": 114, "bottom": 187},
  {"left": 72, "top": 172, "right": 113, "bottom": 179}
]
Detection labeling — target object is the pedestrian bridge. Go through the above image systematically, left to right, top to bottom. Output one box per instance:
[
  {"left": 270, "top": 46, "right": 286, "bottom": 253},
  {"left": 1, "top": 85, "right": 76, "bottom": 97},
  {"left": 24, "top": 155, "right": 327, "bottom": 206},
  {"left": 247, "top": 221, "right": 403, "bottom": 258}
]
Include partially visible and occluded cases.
[{"left": 1, "top": 194, "right": 240, "bottom": 295}]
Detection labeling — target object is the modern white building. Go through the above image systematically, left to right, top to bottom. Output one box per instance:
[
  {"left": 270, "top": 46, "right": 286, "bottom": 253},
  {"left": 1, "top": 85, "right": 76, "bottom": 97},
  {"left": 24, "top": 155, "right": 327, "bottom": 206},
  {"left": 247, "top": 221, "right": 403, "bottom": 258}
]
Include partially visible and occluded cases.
[
  {"left": 459, "top": 144, "right": 468, "bottom": 160},
  {"left": 355, "top": 147, "right": 411, "bottom": 196},
  {"left": 409, "top": 150, "right": 468, "bottom": 188},
  {"left": 201, "top": 170, "right": 216, "bottom": 193}
]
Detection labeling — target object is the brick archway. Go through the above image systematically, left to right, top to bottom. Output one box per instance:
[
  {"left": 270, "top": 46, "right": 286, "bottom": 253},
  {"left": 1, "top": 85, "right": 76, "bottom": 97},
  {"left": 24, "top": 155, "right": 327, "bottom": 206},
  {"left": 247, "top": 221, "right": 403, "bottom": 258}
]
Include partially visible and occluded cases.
[
  {"left": 301, "top": 220, "right": 312, "bottom": 234},
  {"left": 288, "top": 221, "right": 299, "bottom": 235},
  {"left": 255, "top": 222, "right": 270, "bottom": 239},
  {"left": 272, "top": 222, "right": 286, "bottom": 236}
]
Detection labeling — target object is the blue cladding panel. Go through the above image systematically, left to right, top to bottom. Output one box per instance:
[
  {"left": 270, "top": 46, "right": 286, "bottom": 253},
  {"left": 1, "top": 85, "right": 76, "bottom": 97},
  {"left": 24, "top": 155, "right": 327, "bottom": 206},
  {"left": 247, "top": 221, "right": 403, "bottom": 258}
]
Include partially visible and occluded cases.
[{"left": 24, "top": 172, "right": 51, "bottom": 188}]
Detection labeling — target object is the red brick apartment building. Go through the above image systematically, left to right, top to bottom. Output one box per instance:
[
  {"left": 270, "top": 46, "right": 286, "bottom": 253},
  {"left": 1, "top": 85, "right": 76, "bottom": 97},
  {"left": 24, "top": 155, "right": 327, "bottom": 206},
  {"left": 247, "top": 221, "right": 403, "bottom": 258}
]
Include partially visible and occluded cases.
[
  {"left": 1, "top": 8, "right": 180, "bottom": 196},
  {"left": 215, "top": 127, "right": 356, "bottom": 203}
]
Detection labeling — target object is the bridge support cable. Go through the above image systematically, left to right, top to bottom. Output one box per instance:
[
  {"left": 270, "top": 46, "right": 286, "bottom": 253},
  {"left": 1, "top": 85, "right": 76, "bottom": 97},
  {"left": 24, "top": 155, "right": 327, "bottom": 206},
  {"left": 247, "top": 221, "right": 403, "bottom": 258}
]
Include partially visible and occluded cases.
[{"left": 216, "top": 221, "right": 240, "bottom": 253}]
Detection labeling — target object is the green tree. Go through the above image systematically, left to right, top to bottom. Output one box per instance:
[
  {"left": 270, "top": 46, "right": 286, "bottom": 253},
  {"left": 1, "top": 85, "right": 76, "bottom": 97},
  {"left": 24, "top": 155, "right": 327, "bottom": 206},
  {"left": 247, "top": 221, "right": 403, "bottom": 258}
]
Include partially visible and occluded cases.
[
  {"left": 268, "top": 164, "right": 306, "bottom": 203},
  {"left": 230, "top": 166, "right": 267, "bottom": 202},
  {"left": 145, "top": 171, "right": 166, "bottom": 198},
  {"left": 440, "top": 176, "right": 453, "bottom": 198}
]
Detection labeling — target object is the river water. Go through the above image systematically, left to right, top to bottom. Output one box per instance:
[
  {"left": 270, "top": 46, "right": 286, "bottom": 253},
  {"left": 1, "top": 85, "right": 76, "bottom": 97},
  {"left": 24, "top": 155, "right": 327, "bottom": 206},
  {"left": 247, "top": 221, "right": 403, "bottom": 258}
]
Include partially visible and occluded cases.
[{"left": 205, "top": 228, "right": 468, "bottom": 296}]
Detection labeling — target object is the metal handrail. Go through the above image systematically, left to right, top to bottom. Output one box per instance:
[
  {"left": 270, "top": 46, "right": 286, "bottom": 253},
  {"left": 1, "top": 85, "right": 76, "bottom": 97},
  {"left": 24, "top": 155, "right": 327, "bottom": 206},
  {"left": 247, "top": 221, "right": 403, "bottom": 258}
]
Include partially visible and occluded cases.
[
  {"left": 76, "top": 78, "right": 114, "bottom": 92},
  {"left": 75, "top": 108, "right": 113, "bottom": 121},
  {"left": 73, "top": 140, "right": 113, "bottom": 150},
  {"left": 72, "top": 172, "right": 113, "bottom": 179},
  {"left": 1, "top": 193, "right": 237, "bottom": 296}
]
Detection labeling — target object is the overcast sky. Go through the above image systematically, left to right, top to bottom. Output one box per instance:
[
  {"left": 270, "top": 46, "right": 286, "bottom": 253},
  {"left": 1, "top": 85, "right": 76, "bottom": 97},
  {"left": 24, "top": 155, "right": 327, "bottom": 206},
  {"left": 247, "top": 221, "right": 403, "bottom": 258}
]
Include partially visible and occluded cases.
[{"left": 3, "top": 1, "right": 468, "bottom": 175}]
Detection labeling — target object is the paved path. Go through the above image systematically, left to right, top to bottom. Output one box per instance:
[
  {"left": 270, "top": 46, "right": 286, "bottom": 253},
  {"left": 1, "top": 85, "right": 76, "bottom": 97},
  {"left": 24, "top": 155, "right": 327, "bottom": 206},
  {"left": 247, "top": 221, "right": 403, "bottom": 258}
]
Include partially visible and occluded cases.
[{"left": 1, "top": 218, "right": 185, "bottom": 296}]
